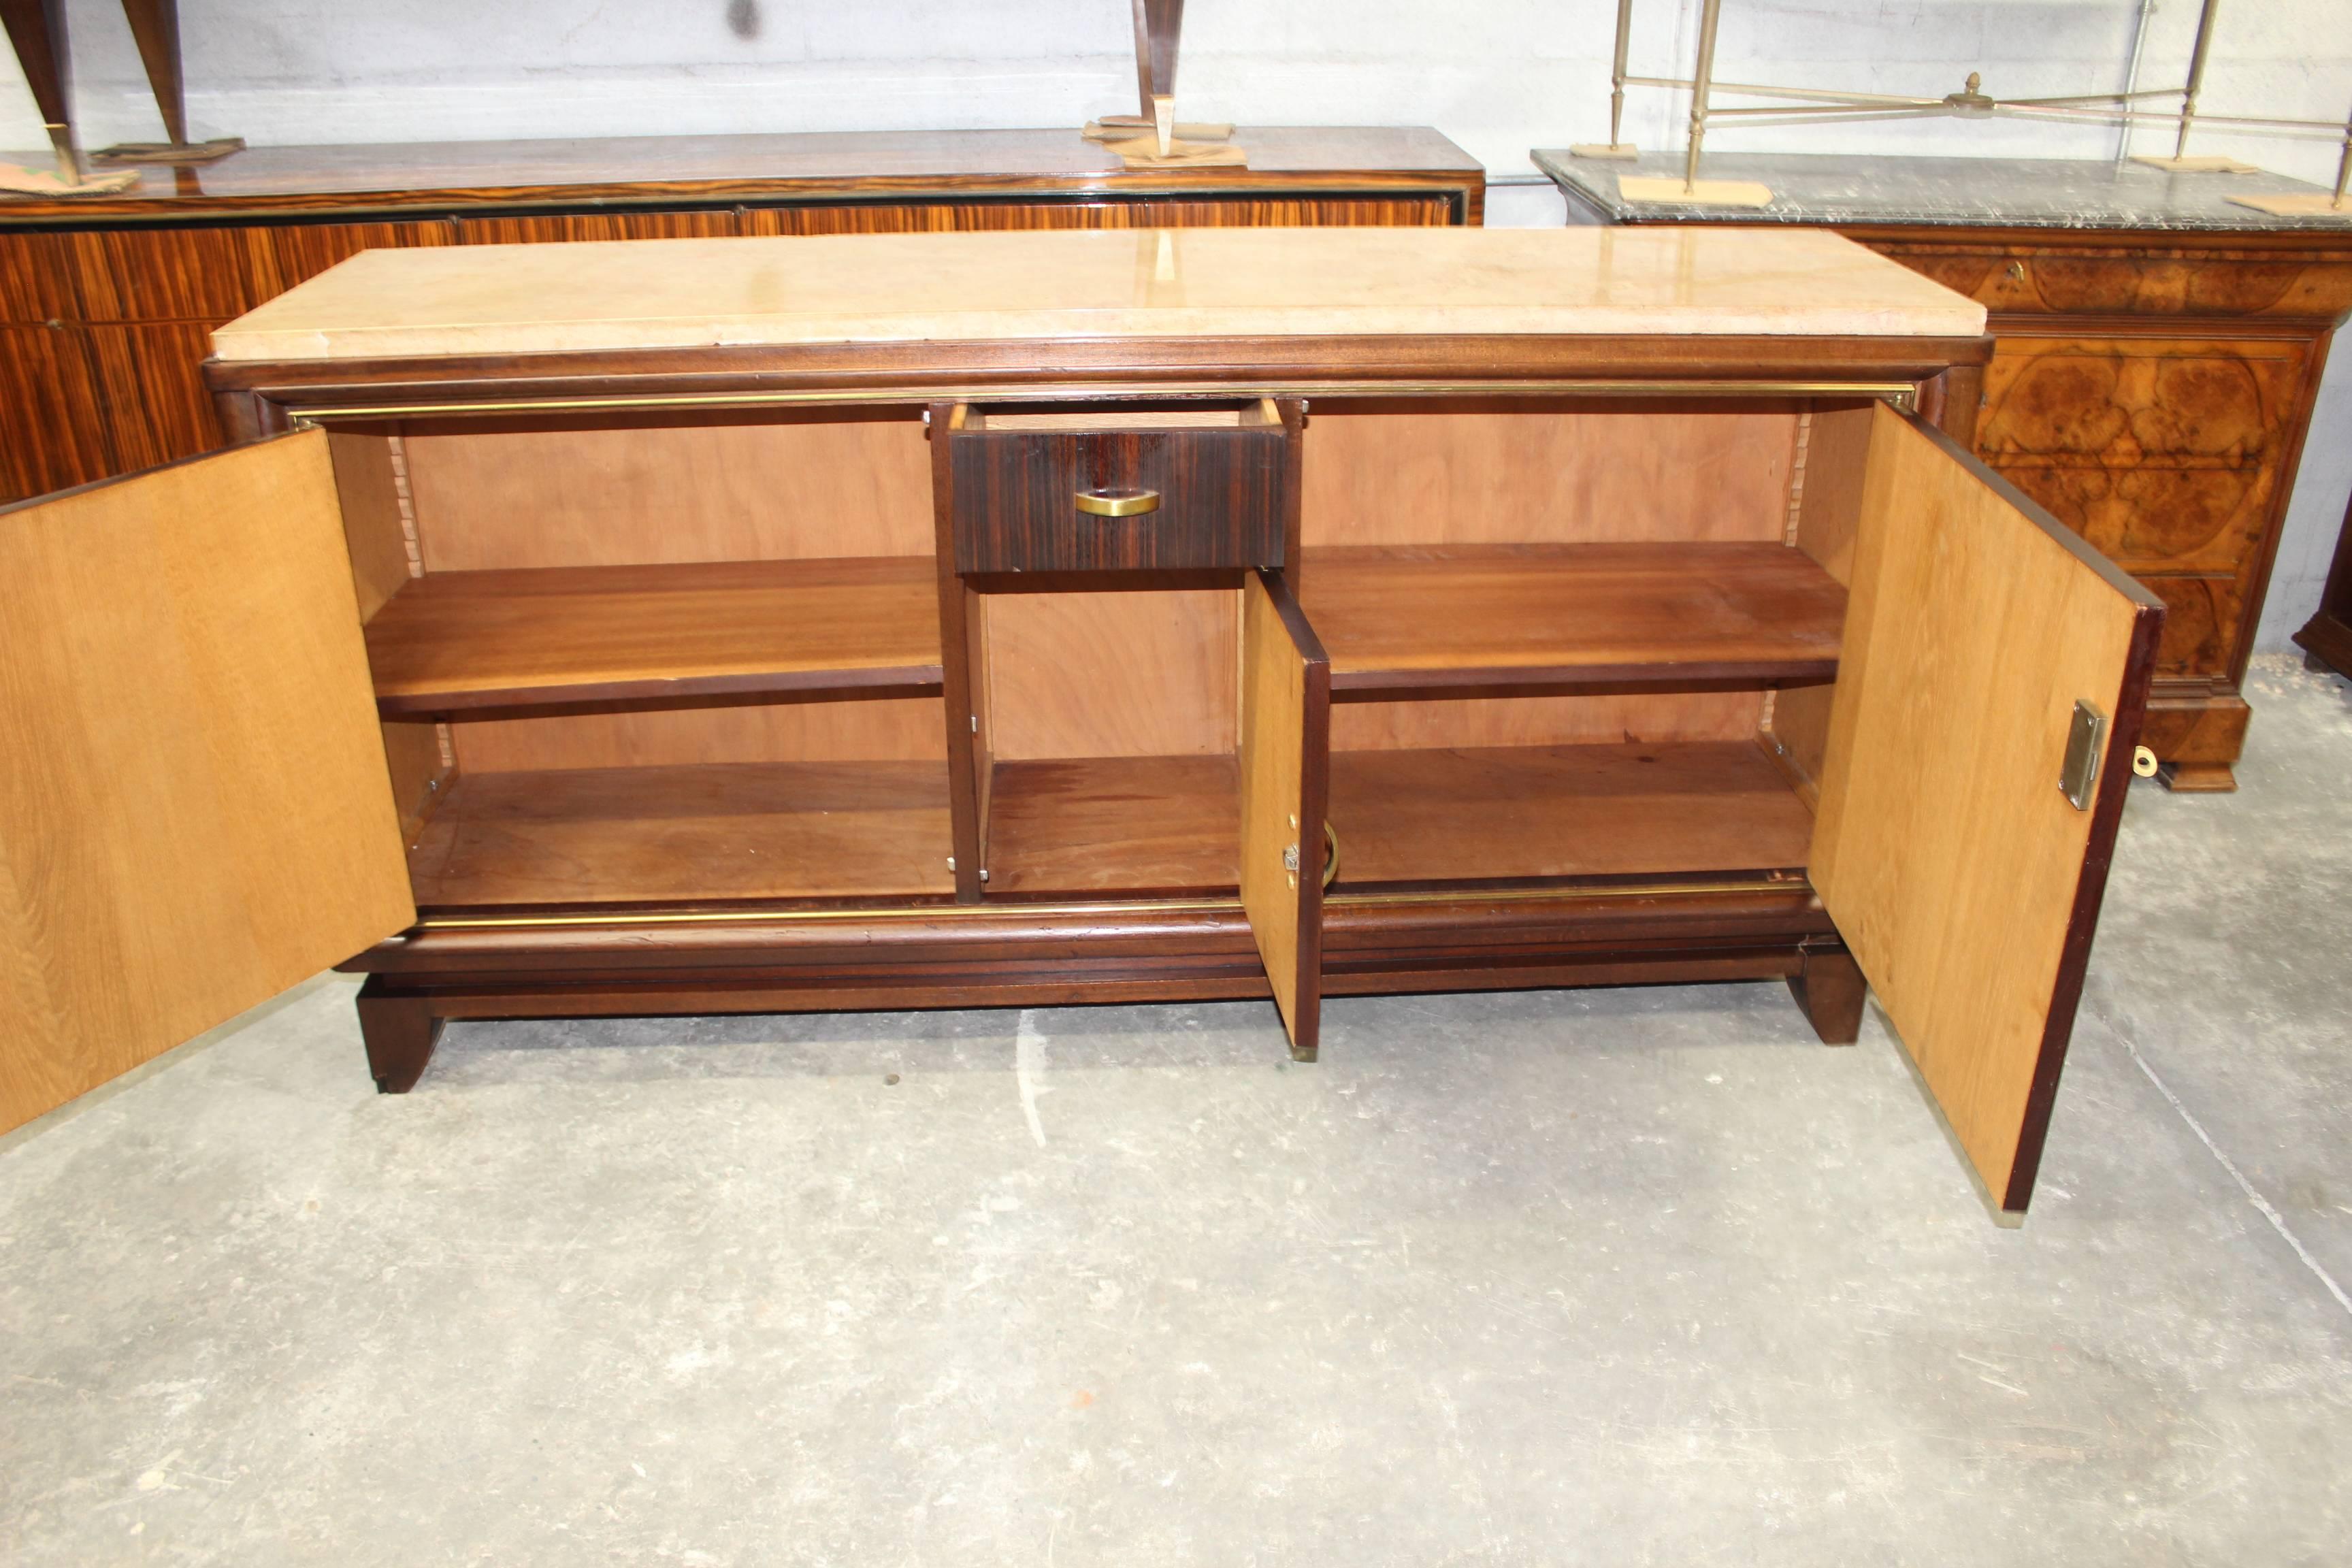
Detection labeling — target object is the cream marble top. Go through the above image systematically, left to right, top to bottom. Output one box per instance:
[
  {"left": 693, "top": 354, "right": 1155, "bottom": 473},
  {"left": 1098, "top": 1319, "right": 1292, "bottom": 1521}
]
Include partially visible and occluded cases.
[{"left": 210, "top": 226, "right": 1985, "bottom": 363}]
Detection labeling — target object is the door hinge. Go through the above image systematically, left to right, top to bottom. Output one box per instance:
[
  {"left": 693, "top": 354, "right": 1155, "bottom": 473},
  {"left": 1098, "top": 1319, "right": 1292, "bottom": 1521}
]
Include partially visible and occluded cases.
[{"left": 2059, "top": 699, "right": 2108, "bottom": 811}]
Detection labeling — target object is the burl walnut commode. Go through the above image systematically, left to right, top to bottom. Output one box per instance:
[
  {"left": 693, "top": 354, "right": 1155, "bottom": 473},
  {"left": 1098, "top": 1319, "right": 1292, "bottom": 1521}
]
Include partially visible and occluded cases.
[{"left": 0, "top": 227, "right": 2161, "bottom": 1218}]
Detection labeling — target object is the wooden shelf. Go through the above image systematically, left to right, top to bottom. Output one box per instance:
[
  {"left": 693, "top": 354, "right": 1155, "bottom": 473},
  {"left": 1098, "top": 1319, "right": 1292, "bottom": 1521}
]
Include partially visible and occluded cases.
[
  {"left": 1300, "top": 543, "right": 1846, "bottom": 695},
  {"left": 365, "top": 557, "right": 943, "bottom": 715},
  {"left": 1328, "top": 741, "right": 1814, "bottom": 887},
  {"left": 985, "top": 755, "right": 1240, "bottom": 895},
  {"left": 407, "top": 760, "right": 954, "bottom": 907}
]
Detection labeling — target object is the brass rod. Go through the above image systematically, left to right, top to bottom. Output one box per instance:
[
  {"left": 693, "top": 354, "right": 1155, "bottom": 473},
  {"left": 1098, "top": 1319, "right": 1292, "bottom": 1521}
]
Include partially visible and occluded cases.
[
  {"left": 1607, "top": 0, "right": 1635, "bottom": 147},
  {"left": 1682, "top": 0, "right": 1727, "bottom": 192},
  {"left": 2173, "top": 0, "right": 2222, "bottom": 159},
  {"left": 2332, "top": 101, "right": 2352, "bottom": 208},
  {"left": 287, "top": 380, "right": 1923, "bottom": 424},
  {"left": 410, "top": 877, "right": 1810, "bottom": 932}
]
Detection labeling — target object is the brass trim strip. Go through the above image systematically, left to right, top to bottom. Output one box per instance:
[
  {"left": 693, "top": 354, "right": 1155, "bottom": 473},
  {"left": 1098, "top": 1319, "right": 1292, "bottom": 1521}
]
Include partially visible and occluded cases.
[
  {"left": 284, "top": 380, "right": 1921, "bottom": 423},
  {"left": 409, "top": 876, "right": 1814, "bottom": 932}
]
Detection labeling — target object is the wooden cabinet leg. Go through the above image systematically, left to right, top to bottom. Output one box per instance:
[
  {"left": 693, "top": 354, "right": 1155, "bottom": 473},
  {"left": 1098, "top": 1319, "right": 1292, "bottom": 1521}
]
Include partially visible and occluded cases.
[
  {"left": 2158, "top": 761, "right": 2237, "bottom": 793},
  {"left": 1788, "top": 947, "right": 1865, "bottom": 1045},
  {"left": 355, "top": 979, "right": 443, "bottom": 1093}
]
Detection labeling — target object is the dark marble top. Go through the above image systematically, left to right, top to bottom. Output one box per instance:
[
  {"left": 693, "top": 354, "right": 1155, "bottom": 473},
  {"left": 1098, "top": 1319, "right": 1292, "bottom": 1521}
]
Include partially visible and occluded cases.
[{"left": 1533, "top": 150, "right": 2352, "bottom": 233}]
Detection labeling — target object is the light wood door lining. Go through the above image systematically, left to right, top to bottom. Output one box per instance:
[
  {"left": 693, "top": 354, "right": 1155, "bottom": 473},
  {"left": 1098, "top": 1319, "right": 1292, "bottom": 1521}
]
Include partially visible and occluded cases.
[
  {"left": 1811, "top": 405, "right": 2160, "bottom": 1214},
  {"left": 0, "top": 433, "right": 415, "bottom": 1135},
  {"left": 1239, "top": 571, "right": 1331, "bottom": 1056}
]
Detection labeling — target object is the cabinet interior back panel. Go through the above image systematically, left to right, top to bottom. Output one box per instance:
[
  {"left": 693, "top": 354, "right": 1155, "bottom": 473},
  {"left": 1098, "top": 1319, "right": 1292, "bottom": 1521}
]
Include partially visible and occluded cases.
[
  {"left": 1300, "top": 404, "right": 1800, "bottom": 548},
  {"left": 401, "top": 410, "right": 934, "bottom": 570},
  {"left": 985, "top": 591, "right": 1239, "bottom": 760},
  {"left": 1332, "top": 691, "right": 1766, "bottom": 751},
  {"left": 446, "top": 696, "right": 948, "bottom": 772}
]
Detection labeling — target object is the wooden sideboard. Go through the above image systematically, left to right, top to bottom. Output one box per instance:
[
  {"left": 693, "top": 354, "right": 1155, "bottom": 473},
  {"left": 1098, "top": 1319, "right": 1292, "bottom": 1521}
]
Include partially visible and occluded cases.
[
  {"left": 0, "top": 127, "right": 1482, "bottom": 506},
  {"left": 1537, "top": 151, "right": 2352, "bottom": 791},
  {"left": 0, "top": 227, "right": 2159, "bottom": 1219},
  {"left": 2293, "top": 493, "right": 2352, "bottom": 678}
]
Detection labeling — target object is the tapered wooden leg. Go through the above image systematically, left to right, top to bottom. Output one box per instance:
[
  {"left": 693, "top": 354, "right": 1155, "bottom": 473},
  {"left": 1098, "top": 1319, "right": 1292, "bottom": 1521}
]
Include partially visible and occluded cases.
[
  {"left": 1788, "top": 947, "right": 1865, "bottom": 1045},
  {"left": 355, "top": 978, "right": 443, "bottom": 1093}
]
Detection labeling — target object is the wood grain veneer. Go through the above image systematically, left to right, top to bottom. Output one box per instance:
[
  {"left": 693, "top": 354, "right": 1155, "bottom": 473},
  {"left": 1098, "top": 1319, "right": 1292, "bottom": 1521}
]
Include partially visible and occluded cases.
[
  {"left": 0, "top": 127, "right": 1477, "bottom": 510},
  {"left": 1810, "top": 406, "right": 2160, "bottom": 1211},
  {"left": 950, "top": 416, "right": 1288, "bottom": 574},
  {"left": 0, "top": 431, "right": 413, "bottom": 1136},
  {"left": 1303, "top": 542, "right": 1845, "bottom": 693},
  {"left": 364, "top": 557, "right": 942, "bottom": 715},
  {"left": 1238, "top": 570, "right": 1329, "bottom": 1054},
  {"left": 445, "top": 697, "right": 948, "bottom": 774},
  {"left": 1326, "top": 741, "right": 1815, "bottom": 887},
  {"left": 983, "top": 754, "right": 1241, "bottom": 894},
  {"left": 406, "top": 759, "right": 955, "bottom": 907}
]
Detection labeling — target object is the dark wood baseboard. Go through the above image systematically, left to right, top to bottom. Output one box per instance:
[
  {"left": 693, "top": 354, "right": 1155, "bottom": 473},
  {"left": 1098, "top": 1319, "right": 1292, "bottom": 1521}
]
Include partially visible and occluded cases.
[{"left": 342, "top": 880, "right": 1844, "bottom": 1091}]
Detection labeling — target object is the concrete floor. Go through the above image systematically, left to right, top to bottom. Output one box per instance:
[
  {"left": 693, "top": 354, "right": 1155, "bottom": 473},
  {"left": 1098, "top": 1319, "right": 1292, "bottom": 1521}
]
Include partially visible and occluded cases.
[{"left": 3, "top": 654, "right": 2347, "bottom": 1566}]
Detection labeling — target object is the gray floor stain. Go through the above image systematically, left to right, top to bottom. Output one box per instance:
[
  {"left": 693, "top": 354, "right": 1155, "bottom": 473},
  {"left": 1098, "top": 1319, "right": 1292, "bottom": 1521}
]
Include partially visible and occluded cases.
[{"left": 2, "top": 654, "right": 2347, "bottom": 1565}]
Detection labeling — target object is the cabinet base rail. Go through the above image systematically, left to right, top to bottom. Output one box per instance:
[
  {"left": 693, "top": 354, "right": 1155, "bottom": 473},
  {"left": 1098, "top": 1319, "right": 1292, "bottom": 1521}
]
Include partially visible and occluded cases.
[{"left": 344, "top": 882, "right": 1855, "bottom": 1089}]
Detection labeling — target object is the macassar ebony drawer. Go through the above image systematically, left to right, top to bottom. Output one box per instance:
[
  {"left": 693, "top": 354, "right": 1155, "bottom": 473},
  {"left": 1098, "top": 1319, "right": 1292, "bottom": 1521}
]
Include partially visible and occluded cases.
[{"left": 948, "top": 401, "right": 1292, "bottom": 574}]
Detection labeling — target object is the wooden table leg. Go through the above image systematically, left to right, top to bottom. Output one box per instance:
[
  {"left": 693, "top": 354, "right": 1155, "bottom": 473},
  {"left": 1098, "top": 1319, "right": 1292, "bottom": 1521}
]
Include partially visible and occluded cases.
[
  {"left": 1788, "top": 945, "right": 1865, "bottom": 1045},
  {"left": 355, "top": 977, "right": 443, "bottom": 1094}
]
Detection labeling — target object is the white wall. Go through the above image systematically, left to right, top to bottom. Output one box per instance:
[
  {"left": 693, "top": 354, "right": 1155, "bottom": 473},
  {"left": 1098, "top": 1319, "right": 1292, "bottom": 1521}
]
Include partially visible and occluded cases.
[{"left": 5, "top": 1, "right": 2348, "bottom": 647}]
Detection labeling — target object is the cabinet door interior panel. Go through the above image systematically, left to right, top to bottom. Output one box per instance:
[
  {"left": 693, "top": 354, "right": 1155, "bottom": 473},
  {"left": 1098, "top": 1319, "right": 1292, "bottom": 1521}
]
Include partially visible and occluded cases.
[
  {"left": 1301, "top": 403, "right": 1799, "bottom": 548},
  {"left": 1811, "top": 405, "right": 2158, "bottom": 1214},
  {"left": 401, "top": 412, "right": 934, "bottom": 569},
  {"left": 0, "top": 432, "right": 414, "bottom": 1136},
  {"left": 1305, "top": 542, "right": 1844, "bottom": 692},
  {"left": 364, "top": 558, "right": 944, "bottom": 714},
  {"left": 1238, "top": 572, "right": 1329, "bottom": 1054},
  {"left": 983, "top": 589, "right": 1239, "bottom": 760},
  {"left": 446, "top": 696, "right": 949, "bottom": 773},
  {"left": 1327, "top": 742, "right": 1814, "bottom": 888},
  {"left": 983, "top": 755, "right": 1241, "bottom": 894},
  {"left": 406, "top": 760, "right": 955, "bottom": 907}
]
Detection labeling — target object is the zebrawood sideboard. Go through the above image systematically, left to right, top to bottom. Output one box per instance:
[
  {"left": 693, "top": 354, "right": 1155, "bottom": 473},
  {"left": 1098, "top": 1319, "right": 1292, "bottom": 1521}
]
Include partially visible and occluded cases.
[
  {"left": 0, "top": 127, "right": 1482, "bottom": 506},
  {"left": 1537, "top": 151, "right": 2352, "bottom": 791},
  {"left": 0, "top": 226, "right": 2160, "bottom": 1220}
]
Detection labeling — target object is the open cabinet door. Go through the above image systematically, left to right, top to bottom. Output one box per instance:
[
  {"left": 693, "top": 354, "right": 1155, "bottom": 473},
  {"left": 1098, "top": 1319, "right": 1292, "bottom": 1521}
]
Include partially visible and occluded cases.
[
  {"left": 1812, "top": 405, "right": 2163, "bottom": 1216},
  {"left": 0, "top": 431, "right": 416, "bottom": 1134},
  {"left": 1239, "top": 570, "right": 1330, "bottom": 1060}
]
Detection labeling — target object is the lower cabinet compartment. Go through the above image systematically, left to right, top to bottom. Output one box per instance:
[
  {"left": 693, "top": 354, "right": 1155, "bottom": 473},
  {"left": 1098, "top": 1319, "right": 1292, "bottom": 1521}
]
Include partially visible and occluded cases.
[
  {"left": 1325, "top": 740, "right": 1815, "bottom": 889},
  {"left": 983, "top": 754, "right": 1241, "bottom": 895},
  {"left": 404, "top": 758, "right": 957, "bottom": 907}
]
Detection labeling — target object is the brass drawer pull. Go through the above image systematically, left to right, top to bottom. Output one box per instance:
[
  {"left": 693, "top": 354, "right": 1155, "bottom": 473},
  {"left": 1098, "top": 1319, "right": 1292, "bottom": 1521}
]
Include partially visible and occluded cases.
[{"left": 1075, "top": 488, "right": 1161, "bottom": 518}]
